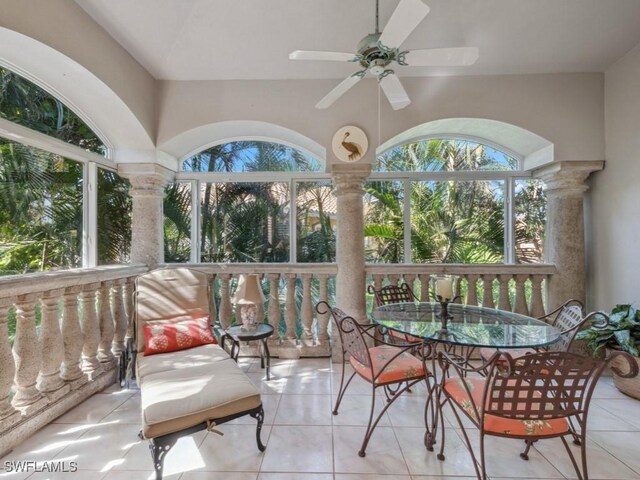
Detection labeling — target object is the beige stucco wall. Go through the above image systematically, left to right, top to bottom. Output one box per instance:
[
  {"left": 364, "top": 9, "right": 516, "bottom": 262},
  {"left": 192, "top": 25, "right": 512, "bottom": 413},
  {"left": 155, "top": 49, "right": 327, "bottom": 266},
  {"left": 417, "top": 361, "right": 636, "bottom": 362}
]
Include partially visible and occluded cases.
[
  {"left": 588, "top": 42, "right": 640, "bottom": 310},
  {"left": 157, "top": 73, "right": 605, "bottom": 166}
]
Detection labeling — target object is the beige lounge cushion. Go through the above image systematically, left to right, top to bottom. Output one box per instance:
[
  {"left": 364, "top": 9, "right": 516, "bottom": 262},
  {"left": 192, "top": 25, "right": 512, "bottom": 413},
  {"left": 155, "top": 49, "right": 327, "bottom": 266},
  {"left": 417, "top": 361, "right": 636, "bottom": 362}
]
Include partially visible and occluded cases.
[
  {"left": 135, "top": 268, "right": 211, "bottom": 353},
  {"left": 136, "top": 343, "right": 230, "bottom": 383},
  {"left": 141, "top": 358, "right": 261, "bottom": 439}
]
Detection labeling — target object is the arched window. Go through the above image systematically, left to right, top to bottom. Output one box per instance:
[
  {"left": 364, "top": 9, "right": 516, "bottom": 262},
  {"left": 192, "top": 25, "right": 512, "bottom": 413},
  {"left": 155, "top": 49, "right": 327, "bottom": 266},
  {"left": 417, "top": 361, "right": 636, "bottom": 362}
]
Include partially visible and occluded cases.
[
  {"left": 0, "top": 66, "right": 129, "bottom": 273},
  {"left": 0, "top": 67, "right": 105, "bottom": 155},
  {"left": 366, "top": 138, "right": 545, "bottom": 264},
  {"left": 168, "top": 141, "right": 331, "bottom": 263},
  {"left": 181, "top": 141, "right": 322, "bottom": 173}
]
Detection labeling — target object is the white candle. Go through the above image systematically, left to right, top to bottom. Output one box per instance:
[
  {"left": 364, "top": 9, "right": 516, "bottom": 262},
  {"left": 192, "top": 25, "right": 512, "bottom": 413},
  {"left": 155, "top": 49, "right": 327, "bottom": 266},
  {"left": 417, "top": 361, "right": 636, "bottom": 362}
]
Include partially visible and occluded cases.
[{"left": 436, "top": 277, "right": 453, "bottom": 301}]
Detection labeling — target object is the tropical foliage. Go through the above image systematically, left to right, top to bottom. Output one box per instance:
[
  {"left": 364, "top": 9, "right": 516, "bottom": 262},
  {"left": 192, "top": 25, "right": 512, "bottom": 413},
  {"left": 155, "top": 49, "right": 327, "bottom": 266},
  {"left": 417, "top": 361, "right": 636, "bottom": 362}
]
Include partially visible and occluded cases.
[
  {"left": 0, "top": 66, "right": 130, "bottom": 274},
  {"left": 365, "top": 139, "right": 545, "bottom": 263},
  {"left": 165, "top": 141, "right": 334, "bottom": 263},
  {"left": 576, "top": 304, "right": 640, "bottom": 357}
]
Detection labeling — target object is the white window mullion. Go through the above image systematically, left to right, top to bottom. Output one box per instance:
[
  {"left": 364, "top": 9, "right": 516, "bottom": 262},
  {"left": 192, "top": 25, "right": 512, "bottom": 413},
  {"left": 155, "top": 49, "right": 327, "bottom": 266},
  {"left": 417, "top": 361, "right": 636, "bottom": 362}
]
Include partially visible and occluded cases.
[
  {"left": 83, "top": 162, "right": 98, "bottom": 268},
  {"left": 505, "top": 178, "right": 515, "bottom": 264},
  {"left": 190, "top": 180, "right": 200, "bottom": 264},
  {"left": 290, "top": 180, "right": 297, "bottom": 263},
  {"left": 403, "top": 180, "right": 412, "bottom": 263}
]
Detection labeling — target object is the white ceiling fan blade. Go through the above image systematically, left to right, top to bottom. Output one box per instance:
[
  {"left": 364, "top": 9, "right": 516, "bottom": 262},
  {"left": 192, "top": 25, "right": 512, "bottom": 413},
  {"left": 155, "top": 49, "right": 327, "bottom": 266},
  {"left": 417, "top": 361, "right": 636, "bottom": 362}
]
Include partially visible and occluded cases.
[
  {"left": 379, "top": 0, "right": 430, "bottom": 49},
  {"left": 404, "top": 47, "right": 479, "bottom": 66},
  {"left": 289, "top": 50, "right": 357, "bottom": 62},
  {"left": 380, "top": 74, "right": 411, "bottom": 110},
  {"left": 316, "top": 75, "right": 363, "bottom": 109}
]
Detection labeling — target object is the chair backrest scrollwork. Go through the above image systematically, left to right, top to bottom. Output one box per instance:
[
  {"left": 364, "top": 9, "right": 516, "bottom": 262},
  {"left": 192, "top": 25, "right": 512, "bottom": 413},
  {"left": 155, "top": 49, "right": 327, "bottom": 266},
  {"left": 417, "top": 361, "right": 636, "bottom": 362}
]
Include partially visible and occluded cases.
[{"left": 316, "top": 301, "right": 371, "bottom": 368}]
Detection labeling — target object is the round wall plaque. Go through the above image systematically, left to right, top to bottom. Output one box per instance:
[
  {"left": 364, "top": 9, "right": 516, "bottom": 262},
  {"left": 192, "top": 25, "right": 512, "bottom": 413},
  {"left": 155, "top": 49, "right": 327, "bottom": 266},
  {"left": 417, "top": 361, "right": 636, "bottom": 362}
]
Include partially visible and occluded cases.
[{"left": 332, "top": 126, "right": 368, "bottom": 163}]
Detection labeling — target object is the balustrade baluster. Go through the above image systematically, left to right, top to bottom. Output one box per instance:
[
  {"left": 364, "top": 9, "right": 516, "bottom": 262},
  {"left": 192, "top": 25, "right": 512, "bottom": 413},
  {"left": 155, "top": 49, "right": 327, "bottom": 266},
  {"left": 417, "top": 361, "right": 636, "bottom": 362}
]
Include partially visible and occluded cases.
[
  {"left": 267, "top": 273, "right": 281, "bottom": 339},
  {"left": 208, "top": 274, "right": 218, "bottom": 327},
  {"left": 218, "top": 274, "right": 232, "bottom": 329},
  {"left": 255, "top": 274, "right": 266, "bottom": 324},
  {"left": 284, "top": 274, "right": 297, "bottom": 342},
  {"left": 300, "top": 274, "right": 313, "bottom": 344},
  {"left": 317, "top": 274, "right": 330, "bottom": 343},
  {"left": 371, "top": 274, "right": 383, "bottom": 293},
  {"left": 387, "top": 274, "right": 400, "bottom": 286},
  {"left": 403, "top": 274, "right": 417, "bottom": 292},
  {"left": 419, "top": 274, "right": 430, "bottom": 302},
  {"left": 466, "top": 274, "right": 479, "bottom": 306},
  {"left": 481, "top": 275, "right": 495, "bottom": 308},
  {"left": 498, "top": 275, "right": 511, "bottom": 311},
  {"left": 513, "top": 275, "right": 530, "bottom": 315},
  {"left": 530, "top": 275, "right": 546, "bottom": 317},
  {"left": 452, "top": 276, "right": 462, "bottom": 303},
  {"left": 124, "top": 278, "right": 135, "bottom": 339},
  {"left": 112, "top": 280, "right": 127, "bottom": 356},
  {"left": 98, "top": 282, "right": 115, "bottom": 364},
  {"left": 80, "top": 284, "right": 102, "bottom": 376},
  {"left": 61, "top": 287, "right": 84, "bottom": 383},
  {"left": 38, "top": 290, "right": 65, "bottom": 393},
  {"left": 12, "top": 294, "right": 42, "bottom": 409},
  {"left": 0, "top": 298, "right": 17, "bottom": 419}
]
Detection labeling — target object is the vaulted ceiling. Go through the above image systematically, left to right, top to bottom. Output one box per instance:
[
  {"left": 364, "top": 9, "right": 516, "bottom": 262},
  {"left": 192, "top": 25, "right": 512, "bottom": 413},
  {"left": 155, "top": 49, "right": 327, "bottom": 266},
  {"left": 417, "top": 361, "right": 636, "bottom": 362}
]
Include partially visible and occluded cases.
[{"left": 75, "top": 0, "right": 640, "bottom": 81}]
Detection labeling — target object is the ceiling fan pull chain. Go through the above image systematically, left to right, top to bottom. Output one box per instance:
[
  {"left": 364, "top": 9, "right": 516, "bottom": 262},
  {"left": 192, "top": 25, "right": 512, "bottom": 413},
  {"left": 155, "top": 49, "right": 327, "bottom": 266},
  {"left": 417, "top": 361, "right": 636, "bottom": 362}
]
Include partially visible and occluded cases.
[{"left": 375, "top": 0, "right": 380, "bottom": 34}]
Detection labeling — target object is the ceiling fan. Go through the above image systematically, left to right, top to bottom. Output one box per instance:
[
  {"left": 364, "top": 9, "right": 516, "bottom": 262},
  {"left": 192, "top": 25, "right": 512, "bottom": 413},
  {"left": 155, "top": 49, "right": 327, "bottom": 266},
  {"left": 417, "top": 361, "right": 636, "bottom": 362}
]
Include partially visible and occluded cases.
[{"left": 289, "top": 0, "right": 479, "bottom": 110}]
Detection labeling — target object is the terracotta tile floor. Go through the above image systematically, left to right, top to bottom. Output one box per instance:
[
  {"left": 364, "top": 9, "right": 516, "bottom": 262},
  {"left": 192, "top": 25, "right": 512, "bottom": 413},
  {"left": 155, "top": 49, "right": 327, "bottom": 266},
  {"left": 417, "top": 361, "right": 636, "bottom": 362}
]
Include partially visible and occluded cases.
[{"left": 2, "top": 357, "right": 640, "bottom": 480}]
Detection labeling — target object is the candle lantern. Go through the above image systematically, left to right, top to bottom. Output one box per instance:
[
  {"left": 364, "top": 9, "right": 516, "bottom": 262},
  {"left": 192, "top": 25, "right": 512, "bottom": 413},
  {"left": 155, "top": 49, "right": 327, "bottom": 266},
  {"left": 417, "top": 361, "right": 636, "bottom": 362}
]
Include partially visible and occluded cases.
[{"left": 430, "top": 275, "right": 460, "bottom": 332}]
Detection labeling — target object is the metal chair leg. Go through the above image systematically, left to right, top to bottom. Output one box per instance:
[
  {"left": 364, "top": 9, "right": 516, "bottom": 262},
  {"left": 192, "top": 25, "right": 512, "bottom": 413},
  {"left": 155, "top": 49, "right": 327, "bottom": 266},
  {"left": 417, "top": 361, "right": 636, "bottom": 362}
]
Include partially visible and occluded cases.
[{"left": 520, "top": 439, "right": 535, "bottom": 460}]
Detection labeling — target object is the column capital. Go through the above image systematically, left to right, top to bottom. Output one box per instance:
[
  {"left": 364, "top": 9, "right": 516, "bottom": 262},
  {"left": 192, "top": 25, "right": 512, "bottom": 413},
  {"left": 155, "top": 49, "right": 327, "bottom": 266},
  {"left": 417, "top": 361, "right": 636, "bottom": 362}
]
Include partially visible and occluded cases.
[
  {"left": 533, "top": 161, "right": 604, "bottom": 197},
  {"left": 118, "top": 163, "right": 175, "bottom": 196},
  {"left": 331, "top": 163, "right": 372, "bottom": 196}
]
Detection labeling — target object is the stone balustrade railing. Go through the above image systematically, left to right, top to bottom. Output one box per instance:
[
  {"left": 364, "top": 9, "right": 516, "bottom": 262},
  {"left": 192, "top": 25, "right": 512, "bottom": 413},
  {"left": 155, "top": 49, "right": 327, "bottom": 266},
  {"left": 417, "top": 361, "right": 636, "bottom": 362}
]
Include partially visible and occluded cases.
[
  {"left": 164, "top": 263, "right": 338, "bottom": 358},
  {"left": 365, "top": 263, "right": 557, "bottom": 317},
  {"left": 0, "top": 264, "right": 147, "bottom": 455}
]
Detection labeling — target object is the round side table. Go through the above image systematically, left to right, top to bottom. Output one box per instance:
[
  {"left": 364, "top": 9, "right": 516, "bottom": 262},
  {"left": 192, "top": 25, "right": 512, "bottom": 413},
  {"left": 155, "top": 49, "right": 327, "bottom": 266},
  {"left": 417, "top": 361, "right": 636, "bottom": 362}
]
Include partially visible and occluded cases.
[{"left": 222, "top": 323, "right": 275, "bottom": 380}]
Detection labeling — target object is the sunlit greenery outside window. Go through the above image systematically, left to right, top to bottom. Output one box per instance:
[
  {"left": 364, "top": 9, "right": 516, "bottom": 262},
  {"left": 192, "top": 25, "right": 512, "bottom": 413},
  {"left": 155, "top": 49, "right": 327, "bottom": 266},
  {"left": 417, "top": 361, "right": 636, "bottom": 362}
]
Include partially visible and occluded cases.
[
  {"left": 1, "top": 65, "right": 126, "bottom": 273},
  {"left": 0, "top": 67, "right": 105, "bottom": 155},
  {"left": 369, "top": 139, "right": 546, "bottom": 264},
  {"left": 0, "top": 140, "right": 83, "bottom": 274},
  {"left": 166, "top": 141, "right": 334, "bottom": 263},
  {"left": 97, "top": 168, "right": 131, "bottom": 265},
  {"left": 514, "top": 179, "right": 546, "bottom": 263},
  {"left": 296, "top": 181, "right": 336, "bottom": 262},
  {"left": 364, "top": 181, "right": 404, "bottom": 263},
  {"left": 164, "top": 182, "right": 192, "bottom": 262}
]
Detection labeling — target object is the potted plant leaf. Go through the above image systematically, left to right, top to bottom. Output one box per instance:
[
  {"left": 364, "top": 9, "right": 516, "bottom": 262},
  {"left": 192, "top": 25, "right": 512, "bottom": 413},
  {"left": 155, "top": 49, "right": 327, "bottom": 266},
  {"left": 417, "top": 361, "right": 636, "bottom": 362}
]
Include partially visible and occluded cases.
[{"left": 576, "top": 304, "right": 640, "bottom": 399}]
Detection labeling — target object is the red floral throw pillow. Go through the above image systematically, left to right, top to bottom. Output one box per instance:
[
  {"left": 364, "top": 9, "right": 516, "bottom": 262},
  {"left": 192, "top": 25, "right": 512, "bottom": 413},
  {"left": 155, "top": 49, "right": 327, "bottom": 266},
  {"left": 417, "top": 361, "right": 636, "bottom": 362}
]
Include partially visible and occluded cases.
[{"left": 143, "top": 315, "right": 217, "bottom": 356}]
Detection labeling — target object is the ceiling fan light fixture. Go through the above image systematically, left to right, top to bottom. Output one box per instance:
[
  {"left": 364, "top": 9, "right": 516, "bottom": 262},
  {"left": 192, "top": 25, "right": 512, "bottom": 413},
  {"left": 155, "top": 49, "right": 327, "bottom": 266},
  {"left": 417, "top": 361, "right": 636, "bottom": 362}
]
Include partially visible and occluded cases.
[{"left": 369, "top": 59, "right": 387, "bottom": 75}]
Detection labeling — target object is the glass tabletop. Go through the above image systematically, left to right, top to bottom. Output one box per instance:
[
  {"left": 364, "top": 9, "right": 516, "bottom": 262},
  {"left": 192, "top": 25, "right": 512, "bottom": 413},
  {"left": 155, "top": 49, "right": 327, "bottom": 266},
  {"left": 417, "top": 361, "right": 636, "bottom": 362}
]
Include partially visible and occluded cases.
[{"left": 372, "top": 302, "right": 561, "bottom": 349}]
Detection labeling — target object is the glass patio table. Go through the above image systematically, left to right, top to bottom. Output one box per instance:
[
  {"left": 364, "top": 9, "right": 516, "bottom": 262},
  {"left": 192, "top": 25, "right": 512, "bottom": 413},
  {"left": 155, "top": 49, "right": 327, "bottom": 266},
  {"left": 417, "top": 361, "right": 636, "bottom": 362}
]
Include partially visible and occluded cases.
[
  {"left": 371, "top": 302, "right": 561, "bottom": 350},
  {"left": 372, "top": 302, "right": 563, "bottom": 452}
]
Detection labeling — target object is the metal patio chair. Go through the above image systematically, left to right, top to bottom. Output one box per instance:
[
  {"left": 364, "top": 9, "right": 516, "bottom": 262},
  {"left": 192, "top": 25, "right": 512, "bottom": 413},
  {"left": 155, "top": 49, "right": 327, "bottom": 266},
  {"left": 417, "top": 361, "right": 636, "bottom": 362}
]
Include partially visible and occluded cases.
[
  {"left": 316, "top": 301, "right": 432, "bottom": 457},
  {"left": 438, "top": 349, "right": 638, "bottom": 480}
]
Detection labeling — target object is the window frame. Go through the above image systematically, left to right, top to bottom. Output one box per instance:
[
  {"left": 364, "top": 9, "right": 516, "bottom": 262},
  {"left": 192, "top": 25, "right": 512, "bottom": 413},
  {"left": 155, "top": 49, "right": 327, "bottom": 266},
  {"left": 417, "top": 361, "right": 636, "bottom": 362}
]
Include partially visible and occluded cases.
[{"left": 0, "top": 117, "right": 116, "bottom": 269}]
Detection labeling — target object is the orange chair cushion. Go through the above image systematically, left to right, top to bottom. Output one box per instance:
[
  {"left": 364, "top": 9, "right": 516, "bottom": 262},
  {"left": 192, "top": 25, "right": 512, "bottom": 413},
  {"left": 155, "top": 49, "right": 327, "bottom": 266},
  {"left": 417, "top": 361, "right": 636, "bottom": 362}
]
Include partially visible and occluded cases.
[
  {"left": 143, "top": 315, "right": 217, "bottom": 356},
  {"left": 389, "top": 329, "right": 422, "bottom": 344},
  {"left": 350, "top": 345, "right": 426, "bottom": 385},
  {"left": 444, "top": 377, "right": 569, "bottom": 437}
]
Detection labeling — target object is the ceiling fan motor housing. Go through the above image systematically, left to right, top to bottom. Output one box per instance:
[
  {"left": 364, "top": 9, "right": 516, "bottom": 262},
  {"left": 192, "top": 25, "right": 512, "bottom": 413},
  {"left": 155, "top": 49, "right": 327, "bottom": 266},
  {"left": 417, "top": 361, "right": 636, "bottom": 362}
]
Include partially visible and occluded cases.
[{"left": 357, "top": 33, "right": 397, "bottom": 73}]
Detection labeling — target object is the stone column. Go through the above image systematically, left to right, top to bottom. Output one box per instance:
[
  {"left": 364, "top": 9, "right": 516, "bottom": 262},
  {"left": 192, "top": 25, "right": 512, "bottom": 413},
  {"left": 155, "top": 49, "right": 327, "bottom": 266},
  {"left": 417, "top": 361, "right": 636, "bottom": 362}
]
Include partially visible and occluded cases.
[
  {"left": 534, "top": 161, "right": 604, "bottom": 310},
  {"left": 332, "top": 163, "right": 371, "bottom": 361},
  {"left": 119, "top": 164, "right": 174, "bottom": 268}
]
